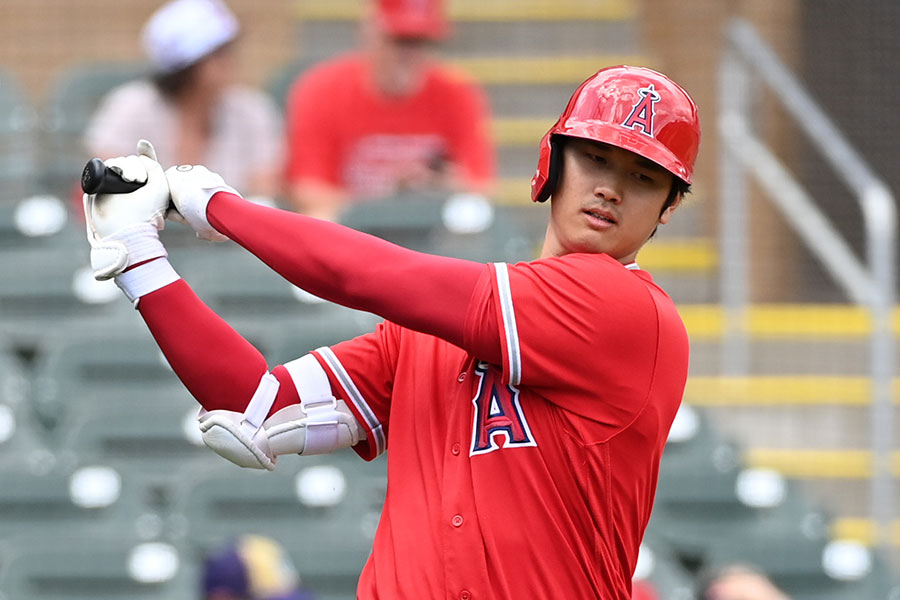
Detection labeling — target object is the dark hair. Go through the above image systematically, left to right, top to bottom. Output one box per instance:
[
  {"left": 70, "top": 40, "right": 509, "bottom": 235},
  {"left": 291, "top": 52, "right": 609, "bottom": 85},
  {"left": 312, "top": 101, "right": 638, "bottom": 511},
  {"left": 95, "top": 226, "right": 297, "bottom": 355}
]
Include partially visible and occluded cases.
[
  {"left": 151, "top": 41, "right": 234, "bottom": 100},
  {"left": 152, "top": 63, "right": 199, "bottom": 99},
  {"left": 648, "top": 177, "right": 690, "bottom": 239},
  {"left": 663, "top": 177, "right": 690, "bottom": 215}
]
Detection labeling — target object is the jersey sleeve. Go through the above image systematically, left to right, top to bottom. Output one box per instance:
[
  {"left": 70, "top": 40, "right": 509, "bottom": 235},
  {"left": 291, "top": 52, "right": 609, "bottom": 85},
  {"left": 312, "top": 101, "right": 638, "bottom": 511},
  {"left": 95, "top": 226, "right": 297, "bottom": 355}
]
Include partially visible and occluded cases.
[
  {"left": 474, "top": 254, "right": 664, "bottom": 428},
  {"left": 305, "top": 321, "right": 403, "bottom": 460}
]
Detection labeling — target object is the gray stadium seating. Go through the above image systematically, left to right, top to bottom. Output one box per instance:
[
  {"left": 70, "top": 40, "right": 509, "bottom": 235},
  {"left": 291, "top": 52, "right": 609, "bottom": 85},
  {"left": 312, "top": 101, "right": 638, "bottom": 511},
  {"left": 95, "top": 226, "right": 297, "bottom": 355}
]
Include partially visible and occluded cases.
[
  {"left": 39, "top": 61, "right": 147, "bottom": 199},
  {"left": 0, "top": 69, "right": 39, "bottom": 204},
  {"left": 174, "top": 451, "right": 385, "bottom": 600},
  {"left": 0, "top": 531, "right": 193, "bottom": 600}
]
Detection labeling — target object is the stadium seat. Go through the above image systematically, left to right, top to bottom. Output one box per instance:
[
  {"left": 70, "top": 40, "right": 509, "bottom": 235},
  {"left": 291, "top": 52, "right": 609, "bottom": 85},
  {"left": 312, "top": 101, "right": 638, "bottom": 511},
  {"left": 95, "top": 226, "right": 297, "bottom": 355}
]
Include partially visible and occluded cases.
[
  {"left": 265, "top": 57, "right": 317, "bottom": 112},
  {"left": 39, "top": 61, "right": 147, "bottom": 199},
  {"left": 0, "top": 68, "right": 39, "bottom": 204},
  {"left": 336, "top": 191, "right": 543, "bottom": 263},
  {"left": 337, "top": 191, "right": 448, "bottom": 250},
  {"left": 0, "top": 196, "right": 79, "bottom": 249},
  {"left": 167, "top": 242, "right": 380, "bottom": 345},
  {"left": 0, "top": 244, "right": 141, "bottom": 352},
  {"left": 264, "top": 311, "right": 380, "bottom": 366},
  {"left": 29, "top": 332, "right": 194, "bottom": 441},
  {"left": 0, "top": 347, "right": 49, "bottom": 468},
  {"left": 60, "top": 404, "right": 217, "bottom": 477},
  {"left": 649, "top": 405, "right": 900, "bottom": 600},
  {"left": 651, "top": 407, "right": 756, "bottom": 562},
  {"left": 651, "top": 407, "right": 833, "bottom": 576},
  {"left": 175, "top": 451, "right": 385, "bottom": 599},
  {"left": 0, "top": 462, "right": 147, "bottom": 548},
  {"left": 700, "top": 497, "right": 831, "bottom": 591},
  {"left": 0, "top": 530, "right": 193, "bottom": 600},
  {"left": 634, "top": 535, "right": 696, "bottom": 600}
]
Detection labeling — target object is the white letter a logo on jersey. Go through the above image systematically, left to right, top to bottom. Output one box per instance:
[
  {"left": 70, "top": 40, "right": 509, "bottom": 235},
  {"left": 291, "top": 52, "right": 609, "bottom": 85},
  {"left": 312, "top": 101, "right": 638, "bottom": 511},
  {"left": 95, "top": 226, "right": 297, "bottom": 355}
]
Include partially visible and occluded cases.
[
  {"left": 621, "top": 84, "right": 661, "bottom": 137},
  {"left": 470, "top": 361, "right": 536, "bottom": 456}
]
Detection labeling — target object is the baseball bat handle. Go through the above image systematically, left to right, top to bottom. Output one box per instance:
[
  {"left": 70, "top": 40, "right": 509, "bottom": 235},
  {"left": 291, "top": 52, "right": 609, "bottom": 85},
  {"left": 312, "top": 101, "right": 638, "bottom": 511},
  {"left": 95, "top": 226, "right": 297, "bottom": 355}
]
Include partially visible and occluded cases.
[{"left": 81, "top": 158, "right": 147, "bottom": 195}]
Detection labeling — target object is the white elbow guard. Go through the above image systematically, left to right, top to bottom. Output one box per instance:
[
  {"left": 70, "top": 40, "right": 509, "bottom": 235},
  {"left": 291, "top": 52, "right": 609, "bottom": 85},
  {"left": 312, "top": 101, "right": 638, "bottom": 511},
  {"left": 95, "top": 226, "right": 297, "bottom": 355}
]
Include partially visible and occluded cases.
[{"left": 198, "top": 356, "right": 364, "bottom": 470}]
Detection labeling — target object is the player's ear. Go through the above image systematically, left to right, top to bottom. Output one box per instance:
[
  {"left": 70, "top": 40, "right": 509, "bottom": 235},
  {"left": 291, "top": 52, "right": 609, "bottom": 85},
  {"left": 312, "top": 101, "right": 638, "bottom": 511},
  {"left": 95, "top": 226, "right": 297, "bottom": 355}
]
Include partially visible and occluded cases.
[
  {"left": 658, "top": 177, "right": 689, "bottom": 225},
  {"left": 658, "top": 193, "right": 682, "bottom": 225}
]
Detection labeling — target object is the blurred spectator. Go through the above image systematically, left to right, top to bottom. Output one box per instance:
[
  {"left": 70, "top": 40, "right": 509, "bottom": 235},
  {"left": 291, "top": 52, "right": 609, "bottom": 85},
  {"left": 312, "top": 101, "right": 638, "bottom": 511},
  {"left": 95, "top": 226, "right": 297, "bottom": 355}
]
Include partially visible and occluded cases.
[
  {"left": 84, "top": 0, "right": 284, "bottom": 205},
  {"left": 284, "top": 0, "right": 496, "bottom": 220},
  {"left": 202, "top": 534, "right": 316, "bottom": 600},
  {"left": 697, "top": 563, "right": 792, "bottom": 600}
]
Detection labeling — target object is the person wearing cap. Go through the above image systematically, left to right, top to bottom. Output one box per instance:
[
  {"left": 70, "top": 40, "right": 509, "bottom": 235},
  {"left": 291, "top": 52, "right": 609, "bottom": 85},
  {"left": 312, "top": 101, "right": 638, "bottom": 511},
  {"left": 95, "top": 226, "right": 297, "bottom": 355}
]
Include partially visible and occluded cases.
[
  {"left": 84, "top": 0, "right": 283, "bottom": 205},
  {"left": 284, "top": 0, "right": 495, "bottom": 220},
  {"left": 202, "top": 535, "right": 316, "bottom": 600}
]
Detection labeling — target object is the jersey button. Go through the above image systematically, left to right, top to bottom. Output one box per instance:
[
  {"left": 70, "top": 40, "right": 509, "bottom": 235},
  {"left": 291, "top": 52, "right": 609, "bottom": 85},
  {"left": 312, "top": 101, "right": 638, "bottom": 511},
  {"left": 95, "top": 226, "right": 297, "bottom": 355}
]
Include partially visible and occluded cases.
[
  {"left": 457, "top": 372, "right": 466, "bottom": 382},
  {"left": 451, "top": 443, "right": 461, "bottom": 455},
  {"left": 451, "top": 514, "right": 464, "bottom": 527},
  {"left": 459, "top": 590, "right": 472, "bottom": 600}
]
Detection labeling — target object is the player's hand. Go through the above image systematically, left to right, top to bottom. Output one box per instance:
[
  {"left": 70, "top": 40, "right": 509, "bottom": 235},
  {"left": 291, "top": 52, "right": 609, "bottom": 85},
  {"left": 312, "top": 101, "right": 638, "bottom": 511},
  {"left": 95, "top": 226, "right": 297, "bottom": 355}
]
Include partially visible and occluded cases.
[
  {"left": 84, "top": 139, "right": 170, "bottom": 280},
  {"left": 165, "top": 164, "right": 239, "bottom": 242}
]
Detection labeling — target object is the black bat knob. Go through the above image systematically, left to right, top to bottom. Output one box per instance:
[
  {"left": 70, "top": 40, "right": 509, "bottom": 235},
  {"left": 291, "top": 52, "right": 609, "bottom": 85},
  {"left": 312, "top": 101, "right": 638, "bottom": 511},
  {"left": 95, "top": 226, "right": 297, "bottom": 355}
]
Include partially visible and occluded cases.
[{"left": 81, "top": 158, "right": 147, "bottom": 195}]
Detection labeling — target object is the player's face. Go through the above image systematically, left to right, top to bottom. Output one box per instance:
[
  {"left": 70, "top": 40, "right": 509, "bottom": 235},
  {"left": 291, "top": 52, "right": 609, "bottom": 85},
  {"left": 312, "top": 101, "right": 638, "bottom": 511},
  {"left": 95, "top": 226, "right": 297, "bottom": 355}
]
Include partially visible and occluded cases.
[
  {"left": 368, "top": 29, "right": 433, "bottom": 97},
  {"left": 193, "top": 44, "right": 237, "bottom": 96},
  {"left": 541, "top": 138, "right": 680, "bottom": 263}
]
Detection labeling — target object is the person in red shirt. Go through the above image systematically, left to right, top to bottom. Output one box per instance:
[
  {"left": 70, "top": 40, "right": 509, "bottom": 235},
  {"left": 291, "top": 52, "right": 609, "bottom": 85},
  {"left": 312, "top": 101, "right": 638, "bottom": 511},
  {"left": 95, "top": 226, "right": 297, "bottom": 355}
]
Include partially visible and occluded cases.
[
  {"left": 284, "top": 0, "right": 495, "bottom": 220},
  {"left": 83, "top": 64, "right": 700, "bottom": 599}
]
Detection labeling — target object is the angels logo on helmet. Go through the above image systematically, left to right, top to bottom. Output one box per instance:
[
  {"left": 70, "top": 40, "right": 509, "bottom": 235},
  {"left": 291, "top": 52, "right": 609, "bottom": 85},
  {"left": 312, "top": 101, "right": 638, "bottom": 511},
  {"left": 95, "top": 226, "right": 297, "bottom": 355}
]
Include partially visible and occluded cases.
[{"left": 621, "top": 84, "right": 661, "bottom": 137}]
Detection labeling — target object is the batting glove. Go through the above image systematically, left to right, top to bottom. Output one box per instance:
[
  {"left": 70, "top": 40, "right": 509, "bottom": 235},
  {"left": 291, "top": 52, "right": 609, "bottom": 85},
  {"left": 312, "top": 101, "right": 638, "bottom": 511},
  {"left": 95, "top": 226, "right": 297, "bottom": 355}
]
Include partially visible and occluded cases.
[
  {"left": 84, "top": 140, "right": 171, "bottom": 281},
  {"left": 165, "top": 164, "right": 239, "bottom": 242}
]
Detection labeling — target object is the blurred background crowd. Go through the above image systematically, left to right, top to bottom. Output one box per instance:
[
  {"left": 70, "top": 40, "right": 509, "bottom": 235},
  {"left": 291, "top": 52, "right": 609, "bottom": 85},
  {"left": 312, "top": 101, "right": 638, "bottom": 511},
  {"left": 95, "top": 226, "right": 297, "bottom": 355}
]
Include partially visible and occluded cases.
[{"left": 0, "top": 0, "right": 898, "bottom": 599}]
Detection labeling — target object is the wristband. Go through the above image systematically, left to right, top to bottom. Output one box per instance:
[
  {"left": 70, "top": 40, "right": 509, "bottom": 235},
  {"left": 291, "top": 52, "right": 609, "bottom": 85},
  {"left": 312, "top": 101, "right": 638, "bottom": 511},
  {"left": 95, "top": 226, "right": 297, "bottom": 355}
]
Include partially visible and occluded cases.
[{"left": 115, "top": 258, "right": 180, "bottom": 307}]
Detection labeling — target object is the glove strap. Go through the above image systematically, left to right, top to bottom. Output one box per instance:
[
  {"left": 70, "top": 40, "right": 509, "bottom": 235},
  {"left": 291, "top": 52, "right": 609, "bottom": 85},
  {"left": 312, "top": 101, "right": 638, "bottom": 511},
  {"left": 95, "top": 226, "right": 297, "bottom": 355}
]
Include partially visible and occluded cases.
[
  {"left": 89, "top": 222, "right": 167, "bottom": 280},
  {"left": 117, "top": 223, "right": 168, "bottom": 267},
  {"left": 115, "top": 258, "right": 180, "bottom": 306},
  {"left": 283, "top": 354, "right": 344, "bottom": 455}
]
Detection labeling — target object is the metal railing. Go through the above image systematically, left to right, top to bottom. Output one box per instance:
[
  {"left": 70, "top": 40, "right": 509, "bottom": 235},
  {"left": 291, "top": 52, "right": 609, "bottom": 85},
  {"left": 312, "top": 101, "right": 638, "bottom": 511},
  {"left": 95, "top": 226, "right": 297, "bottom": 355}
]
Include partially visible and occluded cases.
[{"left": 718, "top": 17, "right": 897, "bottom": 553}]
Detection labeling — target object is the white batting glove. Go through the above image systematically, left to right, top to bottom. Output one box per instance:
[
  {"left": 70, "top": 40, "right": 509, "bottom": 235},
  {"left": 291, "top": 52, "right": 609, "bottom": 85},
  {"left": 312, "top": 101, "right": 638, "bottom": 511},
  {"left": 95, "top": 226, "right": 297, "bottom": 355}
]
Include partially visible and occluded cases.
[
  {"left": 84, "top": 140, "right": 171, "bottom": 280},
  {"left": 165, "top": 164, "right": 239, "bottom": 242}
]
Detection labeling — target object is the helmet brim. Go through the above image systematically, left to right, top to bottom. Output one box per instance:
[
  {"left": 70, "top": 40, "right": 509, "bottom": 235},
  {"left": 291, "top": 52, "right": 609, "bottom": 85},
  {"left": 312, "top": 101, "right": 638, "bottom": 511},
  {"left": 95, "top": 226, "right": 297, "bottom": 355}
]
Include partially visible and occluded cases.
[{"left": 557, "top": 120, "right": 693, "bottom": 185}]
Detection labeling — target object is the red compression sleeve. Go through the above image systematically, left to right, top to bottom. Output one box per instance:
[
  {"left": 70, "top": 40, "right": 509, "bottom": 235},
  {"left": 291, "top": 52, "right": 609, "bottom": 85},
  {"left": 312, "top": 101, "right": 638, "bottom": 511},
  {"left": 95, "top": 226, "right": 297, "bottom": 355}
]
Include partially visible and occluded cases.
[
  {"left": 207, "top": 192, "right": 501, "bottom": 363},
  {"left": 137, "top": 279, "right": 300, "bottom": 415}
]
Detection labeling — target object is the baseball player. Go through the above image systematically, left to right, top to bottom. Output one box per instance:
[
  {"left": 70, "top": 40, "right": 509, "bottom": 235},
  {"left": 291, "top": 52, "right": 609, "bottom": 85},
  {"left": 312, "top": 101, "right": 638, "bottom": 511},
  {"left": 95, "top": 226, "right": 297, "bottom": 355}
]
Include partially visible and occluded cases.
[{"left": 83, "top": 65, "right": 700, "bottom": 599}]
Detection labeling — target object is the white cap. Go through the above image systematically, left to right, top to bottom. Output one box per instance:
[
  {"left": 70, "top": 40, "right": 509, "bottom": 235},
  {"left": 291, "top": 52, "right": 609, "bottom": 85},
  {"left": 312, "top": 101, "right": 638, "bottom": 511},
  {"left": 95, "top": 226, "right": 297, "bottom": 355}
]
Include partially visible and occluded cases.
[{"left": 142, "top": 0, "right": 240, "bottom": 74}]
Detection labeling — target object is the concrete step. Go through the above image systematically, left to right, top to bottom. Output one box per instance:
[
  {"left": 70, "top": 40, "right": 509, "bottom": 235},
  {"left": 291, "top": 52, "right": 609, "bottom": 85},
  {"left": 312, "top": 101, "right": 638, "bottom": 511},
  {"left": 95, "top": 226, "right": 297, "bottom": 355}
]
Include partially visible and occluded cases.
[
  {"left": 293, "top": 0, "right": 638, "bottom": 22},
  {"left": 298, "top": 21, "right": 641, "bottom": 60},
  {"left": 453, "top": 55, "right": 642, "bottom": 84},
  {"left": 268, "top": 59, "right": 645, "bottom": 117},
  {"left": 484, "top": 83, "right": 583, "bottom": 118},
  {"left": 681, "top": 304, "right": 900, "bottom": 344},
  {"left": 689, "top": 340, "right": 895, "bottom": 377},
  {"left": 679, "top": 401, "right": 900, "bottom": 552},
  {"left": 699, "top": 403, "right": 898, "bottom": 448},
  {"left": 831, "top": 514, "right": 900, "bottom": 548}
]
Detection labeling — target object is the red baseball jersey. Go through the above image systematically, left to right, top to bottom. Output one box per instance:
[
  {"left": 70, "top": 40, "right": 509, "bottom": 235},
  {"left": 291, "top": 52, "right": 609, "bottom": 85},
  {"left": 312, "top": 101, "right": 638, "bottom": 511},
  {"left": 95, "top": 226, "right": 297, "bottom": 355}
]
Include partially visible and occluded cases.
[
  {"left": 285, "top": 52, "right": 495, "bottom": 198},
  {"left": 299, "top": 253, "right": 688, "bottom": 599}
]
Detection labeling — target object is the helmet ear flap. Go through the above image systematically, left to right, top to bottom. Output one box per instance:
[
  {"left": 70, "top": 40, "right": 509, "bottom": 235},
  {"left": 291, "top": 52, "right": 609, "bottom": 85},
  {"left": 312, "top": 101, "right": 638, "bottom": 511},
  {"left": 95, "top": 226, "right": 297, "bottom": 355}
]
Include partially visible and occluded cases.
[{"left": 534, "top": 136, "right": 565, "bottom": 203}]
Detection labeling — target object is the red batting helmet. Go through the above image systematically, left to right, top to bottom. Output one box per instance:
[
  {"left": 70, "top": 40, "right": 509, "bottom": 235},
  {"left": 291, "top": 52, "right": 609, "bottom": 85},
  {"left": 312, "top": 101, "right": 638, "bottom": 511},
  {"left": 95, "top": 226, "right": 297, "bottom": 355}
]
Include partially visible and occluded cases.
[{"left": 531, "top": 65, "right": 701, "bottom": 203}]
